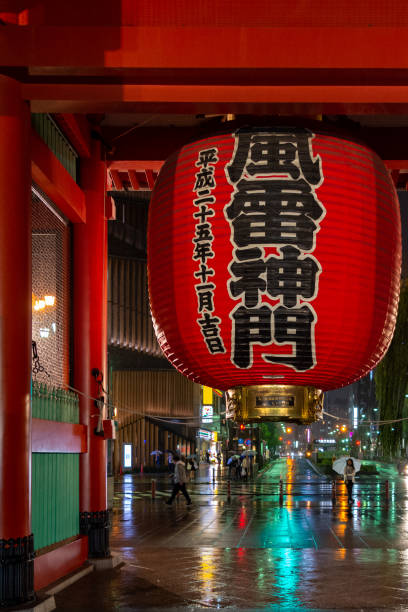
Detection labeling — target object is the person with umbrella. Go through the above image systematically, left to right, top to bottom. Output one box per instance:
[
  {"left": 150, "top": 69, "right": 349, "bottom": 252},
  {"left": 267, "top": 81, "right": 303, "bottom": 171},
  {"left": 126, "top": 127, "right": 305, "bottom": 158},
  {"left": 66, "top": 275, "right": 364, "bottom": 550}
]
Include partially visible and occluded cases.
[
  {"left": 150, "top": 450, "right": 163, "bottom": 465},
  {"left": 227, "top": 455, "right": 240, "bottom": 480},
  {"left": 332, "top": 456, "right": 361, "bottom": 505},
  {"left": 343, "top": 458, "right": 356, "bottom": 504}
]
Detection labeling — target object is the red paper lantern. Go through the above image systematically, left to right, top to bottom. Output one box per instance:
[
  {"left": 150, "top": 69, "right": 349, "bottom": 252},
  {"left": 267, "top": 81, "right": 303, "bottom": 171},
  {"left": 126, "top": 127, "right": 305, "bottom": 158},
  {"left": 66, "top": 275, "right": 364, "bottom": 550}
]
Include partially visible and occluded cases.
[{"left": 148, "top": 127, "right": 401, "bottom": 423}]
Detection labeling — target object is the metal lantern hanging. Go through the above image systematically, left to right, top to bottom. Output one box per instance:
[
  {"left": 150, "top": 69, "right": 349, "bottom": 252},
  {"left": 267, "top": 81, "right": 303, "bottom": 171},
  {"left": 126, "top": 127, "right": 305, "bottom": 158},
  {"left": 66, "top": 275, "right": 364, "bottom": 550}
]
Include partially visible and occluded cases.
[{"left": 147, "top": 126, "right": 401, "bottom": 424}]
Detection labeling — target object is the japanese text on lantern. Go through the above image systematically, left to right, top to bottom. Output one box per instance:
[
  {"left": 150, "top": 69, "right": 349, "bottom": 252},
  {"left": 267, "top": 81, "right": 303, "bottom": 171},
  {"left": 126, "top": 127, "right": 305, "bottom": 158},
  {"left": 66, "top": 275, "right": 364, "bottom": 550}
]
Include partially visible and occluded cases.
[
  {"left": 224, "top": 128, "right": 326, "bottom": 371},
  {"left": 193, "top": 148, "right": 226, "bottom": 354}
]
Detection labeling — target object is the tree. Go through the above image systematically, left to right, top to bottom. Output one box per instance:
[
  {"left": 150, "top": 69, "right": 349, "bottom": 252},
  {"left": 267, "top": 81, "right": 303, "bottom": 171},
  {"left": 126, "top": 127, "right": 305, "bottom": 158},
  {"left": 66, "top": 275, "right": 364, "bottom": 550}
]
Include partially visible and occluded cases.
[
  {"left": 375, "top": 281, "right": 408, "bottom": 458},
  {"left": 259, "top": 422, "right": 280, "bottom": 455}
]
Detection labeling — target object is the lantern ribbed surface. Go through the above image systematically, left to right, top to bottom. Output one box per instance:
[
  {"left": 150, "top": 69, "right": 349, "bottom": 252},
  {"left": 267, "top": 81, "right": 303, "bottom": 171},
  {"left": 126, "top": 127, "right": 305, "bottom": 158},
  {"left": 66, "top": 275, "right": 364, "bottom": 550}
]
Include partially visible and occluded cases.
[{"left": 148, "top": 128, "right": 401, "bottom": 391}]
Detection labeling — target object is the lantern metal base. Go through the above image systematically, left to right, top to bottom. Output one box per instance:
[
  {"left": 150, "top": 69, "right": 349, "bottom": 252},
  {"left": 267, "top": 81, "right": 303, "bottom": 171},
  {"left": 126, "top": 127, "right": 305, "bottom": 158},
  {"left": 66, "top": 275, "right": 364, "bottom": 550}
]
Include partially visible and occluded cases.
[{"left": 226, "top": 385, "right": 323, "bottom": 425}]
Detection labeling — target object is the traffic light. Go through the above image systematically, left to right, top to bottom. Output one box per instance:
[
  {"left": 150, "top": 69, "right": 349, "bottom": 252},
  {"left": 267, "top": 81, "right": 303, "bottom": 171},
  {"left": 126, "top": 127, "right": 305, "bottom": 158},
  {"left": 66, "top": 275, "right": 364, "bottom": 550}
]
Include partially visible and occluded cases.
[
  {"left": 239, "top": 424, "right": 245, "bottom": 431},
  {"left": 356, "top": 440, "right": 361, "bottom": 446}
]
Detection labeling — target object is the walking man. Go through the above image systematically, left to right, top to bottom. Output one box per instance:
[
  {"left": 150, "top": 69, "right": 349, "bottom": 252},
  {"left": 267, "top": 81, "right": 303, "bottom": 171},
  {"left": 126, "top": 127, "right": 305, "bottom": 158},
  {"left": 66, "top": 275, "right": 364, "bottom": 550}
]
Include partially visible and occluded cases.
[{"left": 166, "top": 454, "right": 192, "bottom": 505}]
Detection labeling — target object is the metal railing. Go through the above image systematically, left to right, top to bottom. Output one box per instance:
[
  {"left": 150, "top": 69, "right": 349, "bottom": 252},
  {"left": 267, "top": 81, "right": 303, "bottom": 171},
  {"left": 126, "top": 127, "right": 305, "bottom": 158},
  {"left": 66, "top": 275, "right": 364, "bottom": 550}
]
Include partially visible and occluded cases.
[
  {"left": 31, "top": 113, "right": 78, "bottom": 182},
  {"left": 32, "top": 381, "right": 79, "bottom": 423}
]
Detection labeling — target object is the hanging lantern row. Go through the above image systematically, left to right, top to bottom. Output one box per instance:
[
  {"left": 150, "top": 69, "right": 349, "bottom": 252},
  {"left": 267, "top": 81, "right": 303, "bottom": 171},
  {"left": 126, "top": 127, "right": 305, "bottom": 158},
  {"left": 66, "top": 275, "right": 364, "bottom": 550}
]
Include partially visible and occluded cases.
[{"left": 148, "top": 126, "right": 401, "bottom": 424}]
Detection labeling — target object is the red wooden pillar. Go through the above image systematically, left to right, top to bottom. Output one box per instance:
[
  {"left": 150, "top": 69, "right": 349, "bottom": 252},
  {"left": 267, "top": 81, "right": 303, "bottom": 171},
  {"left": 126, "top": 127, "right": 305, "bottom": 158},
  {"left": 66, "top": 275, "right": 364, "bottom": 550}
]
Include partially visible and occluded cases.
[
  {"left": 0, "top": 76, "right": 34, "bottom": 606},
  {"left": 73, "top": 139, "right": 110, "bottom": 558}
]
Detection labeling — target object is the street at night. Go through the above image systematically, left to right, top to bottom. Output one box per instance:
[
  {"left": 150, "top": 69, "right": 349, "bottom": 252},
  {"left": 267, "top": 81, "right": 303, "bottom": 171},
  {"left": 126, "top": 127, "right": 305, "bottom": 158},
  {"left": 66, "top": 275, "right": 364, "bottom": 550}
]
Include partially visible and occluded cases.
[{"left": 53, "top": 459, "right": 408, "bottom": 610}]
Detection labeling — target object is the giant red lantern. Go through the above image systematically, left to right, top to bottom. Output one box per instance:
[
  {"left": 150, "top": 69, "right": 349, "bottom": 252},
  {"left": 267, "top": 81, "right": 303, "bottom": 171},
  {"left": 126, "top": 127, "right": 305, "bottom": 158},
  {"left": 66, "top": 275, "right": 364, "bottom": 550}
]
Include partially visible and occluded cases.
[{"left": 148, "top": 126, "right": 401, "bottom": 423}]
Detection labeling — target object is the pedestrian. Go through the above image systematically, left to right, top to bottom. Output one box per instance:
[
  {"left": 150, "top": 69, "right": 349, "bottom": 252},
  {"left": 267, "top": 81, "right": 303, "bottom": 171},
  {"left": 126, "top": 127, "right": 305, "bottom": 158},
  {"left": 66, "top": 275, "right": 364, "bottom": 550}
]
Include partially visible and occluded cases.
[
  {"left": 205, "top": 450, "right": 210, "bottom": 463},
  {"left": 217, "top": 452, "right": 221, "bottom": 465},
  {"left": 166, "top": 454, "right": 192, "bottom": 505},
  {"left": 241, "top": 455, "right": 249, "bottom": 480},
  {"left": 249, "top": 456, "right": 254, "bottom": 479},
  {"left": 188, "top": 458, "right": 197, "bottom": 479},
  {"left": 235, "top": 458, "right": 241, "bottom": 480},
  {"left": 343, "top": 458, "right": 356, "bottom": 504}
]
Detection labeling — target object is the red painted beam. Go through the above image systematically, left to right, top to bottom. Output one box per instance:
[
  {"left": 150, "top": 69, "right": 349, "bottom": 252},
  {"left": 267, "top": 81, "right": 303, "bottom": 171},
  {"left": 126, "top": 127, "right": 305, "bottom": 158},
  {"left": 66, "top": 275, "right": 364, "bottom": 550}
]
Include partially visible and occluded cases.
[
  {"left": 4, "top": 0, "right": 408, "bottom": 28},
  {"left": 3, "top": 26, "right": 408, "bottom": 69},
  {"left": 24, "top": 83, "right": 408, "bottom": 104},
  {"left": 25, "top": 83, "right": 408, "bottom": 116},
  {"left": 53, "top": 113, "right": 91, "bottom": 158},
  {"left": 31, "top": 129, "right": 86, "bottom": 223},
  {"left": 384, "top": 160, "right": 408, "bottom": 171},
  {"left": 109, "top": 161, "right": 164, "bottom": 172},
  {"left": 109, "top": 169, "right": 123, "bottom": 190},
  {"left": 144, "top": 169, "right": 155, "bottom": 190},
  {"left": 127, "top": 170, "right": 140, "bottom": 190},
  {"left": 105, "top": 194, "right": 116, "bottom": 220},
  {"left": 32, "top": 419, "right": 88, "bottom": 453},
  {"left": 34, "top": 536, "right": 88, "bottom": 591}
]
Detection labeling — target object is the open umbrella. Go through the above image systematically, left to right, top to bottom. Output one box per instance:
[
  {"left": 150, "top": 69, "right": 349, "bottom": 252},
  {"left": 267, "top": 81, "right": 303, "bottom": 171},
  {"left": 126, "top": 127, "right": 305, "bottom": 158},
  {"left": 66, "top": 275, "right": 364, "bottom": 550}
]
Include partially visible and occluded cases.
[
  {"left": 150, "top": 450, "right": 163, "bottom": 456},
  {"left": 241, "top": 450, "right": 256, "bottom": 457},
  {"left": 227, "top": 455, "right": 240, "bottom": 465},
  {"left": 332, "top": 456, "right": 361, "bottom": 475}
]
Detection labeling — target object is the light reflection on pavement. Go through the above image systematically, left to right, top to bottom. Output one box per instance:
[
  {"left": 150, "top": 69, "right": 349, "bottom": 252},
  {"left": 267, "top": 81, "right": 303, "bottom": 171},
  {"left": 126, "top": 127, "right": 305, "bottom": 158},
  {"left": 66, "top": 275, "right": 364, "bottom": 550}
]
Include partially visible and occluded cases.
[{"left": 54, "top": 458, "right": 408, "bottom": 610}]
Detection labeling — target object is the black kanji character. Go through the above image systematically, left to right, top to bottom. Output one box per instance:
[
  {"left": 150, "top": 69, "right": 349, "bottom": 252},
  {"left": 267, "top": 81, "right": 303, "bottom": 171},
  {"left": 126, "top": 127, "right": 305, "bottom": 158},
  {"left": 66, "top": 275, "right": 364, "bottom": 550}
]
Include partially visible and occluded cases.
[
  {"left": 226, "top": 127, "right": 322, "bottom": 185},
  {"left": 196, "top": 148, "right": 219, "bottom": 168},
  {"left": 194, "top": 168, "right": 216, "bottom": 191},
  {"left": 225, "top": 178, "right": 324, "bottom": 222},
  {"left": 193, "top": 195, "right": 215, "bottom": 207},
  {"left": 193, "top": 205, "right": 215, "bottom": 224},
  {"left": 231, "top": 209, "right": 319, "bottom": 251},
  {"left": 193, "top": 223, "right": 214, "bottom": 243},
  {"left": 193, "top": 242, "right": 214, "bottom": 263},
  {"left": 266, "top": 245, "right": 320, "bottom": 307},
  {"left": 229, "top": 248, "right": 266, "bottom": 308},
  {"left": 194, "top": 264, "right": 215, "bottom": 283},
  {"left": 195, "top": 282, "right": 215, "bottom": 292},
  {"left": 197, "top": 288, "right": 215, "bottom": 312},
  {"left": 231, "top": 304, "right": 272, "bottom": 368},
  {"left": 263, "top": 304, "right": 316, "bottom": 371},
  {"left": 198, "top": 312, "right": 223, "bottom": 339},
  {"left": 205, "top": 337, "right": 226, "bottom": 354}
]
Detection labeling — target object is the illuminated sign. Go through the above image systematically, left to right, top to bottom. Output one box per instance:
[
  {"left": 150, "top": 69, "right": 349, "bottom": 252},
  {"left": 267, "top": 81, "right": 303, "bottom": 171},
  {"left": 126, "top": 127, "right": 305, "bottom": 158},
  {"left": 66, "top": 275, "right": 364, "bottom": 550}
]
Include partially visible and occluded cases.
[
  {"left": 202, "top": 386, "right": 213, "bottom": 404},
  {"left": 202, "top": 404, "right": 213, "bottom": 423},
  {"left": 353, "top": 406, "right": 358, "bottom": 429},
  {"left": 197, "top": 429, "right": 212, "bottom": 440},
  {"left": 211, "top": 431, "right": 218, "bottom": 442},
  {"left": 123, "top": 444, "right": 132, "bottom": 468}
]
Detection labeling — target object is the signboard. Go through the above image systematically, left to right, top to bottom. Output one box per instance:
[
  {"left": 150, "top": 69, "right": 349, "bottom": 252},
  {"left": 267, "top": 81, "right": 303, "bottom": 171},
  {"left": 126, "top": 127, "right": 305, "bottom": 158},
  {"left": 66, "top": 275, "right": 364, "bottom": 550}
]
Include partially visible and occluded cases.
[
  {"left": 202, "top": 404, "right": 213, "bottom": 423},
  {"left": 197, "top": 429, "right": 212, "bottom": 440},
  {"left": 211, "top": 431, "right": 218, "bottom": 442},
  {"left": 245, "top": 438, "right": 251, "bottom": 446},
  {"left": 123, "top": 444, "right": 132, "bottom": 468}
]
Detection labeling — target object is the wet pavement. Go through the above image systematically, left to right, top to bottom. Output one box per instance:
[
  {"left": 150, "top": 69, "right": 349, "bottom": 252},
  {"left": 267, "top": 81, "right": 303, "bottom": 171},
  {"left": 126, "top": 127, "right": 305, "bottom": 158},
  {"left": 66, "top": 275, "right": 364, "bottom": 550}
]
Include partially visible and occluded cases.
[{"left": 54, "top": 458, "right": 408, "bottom": 610}]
